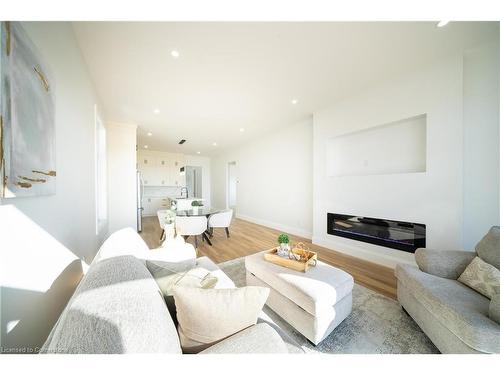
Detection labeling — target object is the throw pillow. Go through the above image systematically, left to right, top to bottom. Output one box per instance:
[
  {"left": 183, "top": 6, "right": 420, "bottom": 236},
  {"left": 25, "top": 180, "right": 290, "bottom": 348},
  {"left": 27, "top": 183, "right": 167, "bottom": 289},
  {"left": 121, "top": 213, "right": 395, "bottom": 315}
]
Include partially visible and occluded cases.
[
  {"left": 458, "top": 257, "right": 500, "bottom": 299},
  {"left": 146, "top": 260, "right": 218, "bottom": 297},
  {"left": 172, "top": 286, "right": 270, "bottom": 353}
]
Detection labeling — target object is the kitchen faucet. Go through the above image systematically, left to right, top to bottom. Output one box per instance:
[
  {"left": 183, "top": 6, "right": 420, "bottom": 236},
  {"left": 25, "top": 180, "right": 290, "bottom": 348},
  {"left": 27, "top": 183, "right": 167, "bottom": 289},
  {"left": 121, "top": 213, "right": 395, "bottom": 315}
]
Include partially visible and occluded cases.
[{"left": 180, "top": 187, "right": 188, "bottom": 198}]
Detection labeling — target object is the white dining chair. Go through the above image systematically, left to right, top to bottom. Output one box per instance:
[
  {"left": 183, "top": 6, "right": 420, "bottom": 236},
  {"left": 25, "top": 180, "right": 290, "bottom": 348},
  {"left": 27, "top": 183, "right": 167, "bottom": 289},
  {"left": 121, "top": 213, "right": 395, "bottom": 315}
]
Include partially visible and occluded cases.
[
  {"left": 208, "top": 209, "right": 233, "bottom": 238},
  {"left": 175, "top": 215, "right": 208, "bottom": 249}
]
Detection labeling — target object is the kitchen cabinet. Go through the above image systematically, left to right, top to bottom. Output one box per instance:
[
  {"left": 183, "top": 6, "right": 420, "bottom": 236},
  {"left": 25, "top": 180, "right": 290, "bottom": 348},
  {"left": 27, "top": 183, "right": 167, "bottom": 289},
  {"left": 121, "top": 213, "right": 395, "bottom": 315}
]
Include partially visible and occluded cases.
[
  {"left": 138, "top": 150, "right": 185, "bottom": 187},
  {"left": 169, "top": 153, "right": 186, "bottom": 186},
  {"left": 139, "top": 154, "right": 156, "bottom": 167},
  {"left": 157, "top": 155, "right": 170, "bottom": 168},
  {"left": 142, "top": 197, "right": 170, "bottom": 216},
  {"left": 142, "top": 197, "right": 154, "bottom": 216}
]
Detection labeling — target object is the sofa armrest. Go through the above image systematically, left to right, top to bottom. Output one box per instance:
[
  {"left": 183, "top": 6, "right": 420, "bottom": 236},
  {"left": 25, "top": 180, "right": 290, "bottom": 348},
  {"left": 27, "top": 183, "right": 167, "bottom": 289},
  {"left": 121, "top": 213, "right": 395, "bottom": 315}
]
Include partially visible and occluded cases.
[
  {"left": 93, "top": 227, "right": 150, "bottom": 263},
  {"left": 415, "top": 248, "right": 476, "bottom": 279},
  {"left": 490, "top": 295, "right": 500, "bottom": 325},
  {"left": 199, "top": 323, "right": 289, "bottom": 354}
]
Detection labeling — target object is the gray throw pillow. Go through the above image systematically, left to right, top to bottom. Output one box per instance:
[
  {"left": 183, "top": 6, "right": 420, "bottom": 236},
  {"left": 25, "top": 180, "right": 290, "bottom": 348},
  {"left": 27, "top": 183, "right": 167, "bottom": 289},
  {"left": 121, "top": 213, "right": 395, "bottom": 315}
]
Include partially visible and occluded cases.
[
  {"left": 475, "top": 226, "right": 500, "bottom": 269},
  {"left": 458, "top": 257, "right": 500, "bottom": 299}
]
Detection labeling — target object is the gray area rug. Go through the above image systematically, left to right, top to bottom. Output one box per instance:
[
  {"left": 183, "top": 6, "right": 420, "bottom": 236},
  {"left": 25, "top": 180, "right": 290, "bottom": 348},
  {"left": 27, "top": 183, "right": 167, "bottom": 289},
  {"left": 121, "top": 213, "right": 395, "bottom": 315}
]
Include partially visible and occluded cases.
[{"left": 218, "top": 257, "right": 439, "bottom": 354}]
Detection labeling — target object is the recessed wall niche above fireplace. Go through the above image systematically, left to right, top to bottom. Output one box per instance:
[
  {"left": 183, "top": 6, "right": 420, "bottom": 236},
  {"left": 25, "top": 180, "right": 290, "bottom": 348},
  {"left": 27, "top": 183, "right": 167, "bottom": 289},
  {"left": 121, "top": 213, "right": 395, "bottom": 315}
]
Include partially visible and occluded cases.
[{"left": 327, "top": 213, "right": 426, "bottom": 253}]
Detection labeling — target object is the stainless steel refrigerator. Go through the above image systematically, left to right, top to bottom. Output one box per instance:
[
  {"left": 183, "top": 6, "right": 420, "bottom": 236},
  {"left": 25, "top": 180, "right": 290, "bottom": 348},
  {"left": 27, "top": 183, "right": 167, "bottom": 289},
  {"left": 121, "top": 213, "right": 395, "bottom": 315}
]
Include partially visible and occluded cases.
[
  {"left": 185, "top": 166, "right": 202, "bottom": 198},
  {"left": 136, "top": 171, "right": 144, "bottom": 232}
]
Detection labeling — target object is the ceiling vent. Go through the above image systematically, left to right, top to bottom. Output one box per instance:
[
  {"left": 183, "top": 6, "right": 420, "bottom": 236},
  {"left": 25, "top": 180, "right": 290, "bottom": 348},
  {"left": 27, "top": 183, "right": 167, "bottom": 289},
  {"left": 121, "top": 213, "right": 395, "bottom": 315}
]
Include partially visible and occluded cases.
[{"left": 178, "top": 139, "right": 186, "bottom": 145}]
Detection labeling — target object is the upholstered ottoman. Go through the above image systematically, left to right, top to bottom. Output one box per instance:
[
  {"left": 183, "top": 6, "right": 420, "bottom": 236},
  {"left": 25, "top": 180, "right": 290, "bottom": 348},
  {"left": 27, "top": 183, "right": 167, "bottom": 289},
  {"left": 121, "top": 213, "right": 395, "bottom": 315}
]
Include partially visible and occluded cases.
[{"left": 245, "top": 250, "right": 354, "bottom": 345}]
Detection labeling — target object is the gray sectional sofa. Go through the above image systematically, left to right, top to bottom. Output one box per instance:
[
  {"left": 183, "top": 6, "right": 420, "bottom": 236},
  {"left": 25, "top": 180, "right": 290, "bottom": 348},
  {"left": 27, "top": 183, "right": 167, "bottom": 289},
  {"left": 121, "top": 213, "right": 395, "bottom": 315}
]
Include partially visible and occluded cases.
[
  {"left": 396, "top": 226, "right": 500, "bottom": 354},
  {"left": 40, "top": 228, "right": 303, "bottom": 354}
]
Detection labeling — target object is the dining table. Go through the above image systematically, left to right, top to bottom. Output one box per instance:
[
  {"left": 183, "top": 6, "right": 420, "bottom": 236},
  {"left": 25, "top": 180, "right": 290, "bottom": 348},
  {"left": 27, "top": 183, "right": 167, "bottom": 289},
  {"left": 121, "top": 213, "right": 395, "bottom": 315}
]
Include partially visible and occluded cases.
[
  {"left": 174, "top": 207, "right": 223, "bottom": 246},
  {"left": 175, "top": 207, "right": 222, "bottom": 217}
]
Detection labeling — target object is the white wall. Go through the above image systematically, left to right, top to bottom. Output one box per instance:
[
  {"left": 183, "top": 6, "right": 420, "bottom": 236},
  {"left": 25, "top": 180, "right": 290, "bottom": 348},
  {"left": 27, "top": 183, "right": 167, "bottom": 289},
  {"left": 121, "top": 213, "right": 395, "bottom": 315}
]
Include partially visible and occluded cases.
[
  {"left": 0, "top": 22, "right": 103, "bottom": 351},
  {"left": 313, "top": 41, "right": 500, "bottom": 268},
  {"left": 463, "top": 41, "right": 500, "bottom": 249},
  {"left": 313, "top": 55, "right": 465, "bottom": 267},
  {"left": 326, "top": 114, "right": 427, "bottom": 177},
  {"left": 211, "top": 119, "right": 313, "bottom": 238},
  {"left": 106, "top": 122, "right": 138, "bottom": 234}
]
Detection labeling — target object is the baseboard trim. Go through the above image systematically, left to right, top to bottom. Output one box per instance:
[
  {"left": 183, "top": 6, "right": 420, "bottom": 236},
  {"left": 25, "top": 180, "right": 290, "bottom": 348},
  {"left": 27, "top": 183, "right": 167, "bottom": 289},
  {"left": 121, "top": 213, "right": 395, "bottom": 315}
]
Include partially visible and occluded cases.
[
  {"left": 235, "top": 214, "right": 312, "bottom": 239},
  {"left": 312, "top": 235, "right": 416, "bottom": 269}
]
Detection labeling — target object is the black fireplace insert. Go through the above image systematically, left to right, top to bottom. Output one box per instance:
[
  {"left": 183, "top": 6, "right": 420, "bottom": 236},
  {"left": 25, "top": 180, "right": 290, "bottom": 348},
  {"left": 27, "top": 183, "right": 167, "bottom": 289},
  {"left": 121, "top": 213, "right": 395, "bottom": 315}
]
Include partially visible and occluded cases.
[{"left": 327, "top": 213, "right": 425, "bottom": 253}]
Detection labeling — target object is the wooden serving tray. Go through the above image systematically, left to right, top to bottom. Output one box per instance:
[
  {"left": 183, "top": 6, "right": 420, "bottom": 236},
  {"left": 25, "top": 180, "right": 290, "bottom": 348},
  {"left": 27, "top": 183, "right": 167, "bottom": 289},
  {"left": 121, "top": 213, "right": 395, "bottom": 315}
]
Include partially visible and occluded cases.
[{"left": 264, "top": 247, "right": 318, "bottom": 273}]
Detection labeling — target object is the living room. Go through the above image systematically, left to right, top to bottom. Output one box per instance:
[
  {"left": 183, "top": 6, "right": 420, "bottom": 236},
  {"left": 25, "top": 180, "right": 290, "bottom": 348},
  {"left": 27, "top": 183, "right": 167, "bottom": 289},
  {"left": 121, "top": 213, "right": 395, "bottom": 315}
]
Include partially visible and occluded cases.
[{"left": 1, "top": 1, "right": 499, "bottom": 374}]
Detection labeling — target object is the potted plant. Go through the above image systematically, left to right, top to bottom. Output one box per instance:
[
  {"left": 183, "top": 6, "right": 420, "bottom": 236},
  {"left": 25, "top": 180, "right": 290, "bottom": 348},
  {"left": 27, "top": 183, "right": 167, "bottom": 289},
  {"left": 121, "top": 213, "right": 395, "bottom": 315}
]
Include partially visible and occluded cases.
[
  {"left": 191, "top": 200, "right": 203, "bottom": 214},
  {"left": 277, "top": 233, "right": 290, "bottom": 257}
]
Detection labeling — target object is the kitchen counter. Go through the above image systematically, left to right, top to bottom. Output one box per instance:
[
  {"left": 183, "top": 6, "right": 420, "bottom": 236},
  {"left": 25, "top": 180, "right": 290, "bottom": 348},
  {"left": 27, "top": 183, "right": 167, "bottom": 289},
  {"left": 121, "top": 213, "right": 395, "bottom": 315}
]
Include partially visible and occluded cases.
[{"left": 169, "top": 197, "right": 204, "bottom": 211}]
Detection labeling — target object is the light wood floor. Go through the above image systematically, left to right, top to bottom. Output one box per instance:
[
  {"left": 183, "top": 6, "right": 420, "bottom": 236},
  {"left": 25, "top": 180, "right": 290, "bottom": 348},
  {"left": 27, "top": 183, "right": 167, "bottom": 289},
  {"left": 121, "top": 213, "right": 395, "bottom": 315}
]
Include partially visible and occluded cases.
[{"left": 140, "top": 216, "right": 397, "bottom": 299}]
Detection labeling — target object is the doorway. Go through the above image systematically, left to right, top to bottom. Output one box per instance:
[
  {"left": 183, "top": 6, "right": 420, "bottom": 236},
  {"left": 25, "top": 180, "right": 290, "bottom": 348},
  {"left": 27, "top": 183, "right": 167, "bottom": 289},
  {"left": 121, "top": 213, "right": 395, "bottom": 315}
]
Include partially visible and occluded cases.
[{"left": 227, "top": 161, "right": 237, "bottom": 210}]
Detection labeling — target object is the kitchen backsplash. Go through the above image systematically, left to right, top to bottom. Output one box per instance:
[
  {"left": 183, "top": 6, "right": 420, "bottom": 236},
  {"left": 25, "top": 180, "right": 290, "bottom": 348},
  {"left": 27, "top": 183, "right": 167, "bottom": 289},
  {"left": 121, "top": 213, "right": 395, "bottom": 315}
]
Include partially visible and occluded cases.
[{"left": 143, "top": 186, "right": 182, "bottom": 198}]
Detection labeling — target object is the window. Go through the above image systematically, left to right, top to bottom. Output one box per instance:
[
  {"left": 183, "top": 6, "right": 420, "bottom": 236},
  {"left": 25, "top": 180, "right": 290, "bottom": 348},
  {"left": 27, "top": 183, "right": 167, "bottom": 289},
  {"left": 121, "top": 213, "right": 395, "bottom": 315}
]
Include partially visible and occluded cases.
[{"left": 95, "top": 105, "right": 107, "bottom": 234}]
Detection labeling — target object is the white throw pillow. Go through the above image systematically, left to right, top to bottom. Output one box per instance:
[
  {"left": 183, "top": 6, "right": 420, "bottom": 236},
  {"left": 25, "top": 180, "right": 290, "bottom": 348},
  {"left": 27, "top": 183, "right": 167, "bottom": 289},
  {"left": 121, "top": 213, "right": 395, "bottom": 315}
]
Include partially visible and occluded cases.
[
  {"left": 458, "top": 256, "right": 500, "bottom": 299},
  {"left": 172, "top": 286, "right": 269, "bottom": 353}
]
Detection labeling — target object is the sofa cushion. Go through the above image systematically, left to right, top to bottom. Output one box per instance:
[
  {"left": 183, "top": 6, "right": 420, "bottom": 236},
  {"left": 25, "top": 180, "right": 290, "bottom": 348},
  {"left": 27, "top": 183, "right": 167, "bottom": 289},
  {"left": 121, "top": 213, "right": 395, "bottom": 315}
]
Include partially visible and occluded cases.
[
  {"left": 475, "top": 226, "right": 500, "bottom": 269},
  {"left": 415, "top": 248, "right": 476, "bottom": 279},
  {"left": 245, "top": 250, "right": 353, "bottom": 316},
  {"left": 41, "top": 255, "right": 181, "bottom": 354},
  {"left": 160, "top": 256, "right": 235, "bottom": 326},
  {"left": 191, "top": 256, "right": 304, "bottom": 353},
  {"left": 196, "top": 256, "right": 237, "bottom": 289},
  {"left": 458, "top": 257, "right": 500, "bottom": 299},
  {"left": 147, "top": 260, "right": 218, "bottom": 297},
  {"left": 396, "top": 264, "right": 500, "bottom": 353},
  {"left": 172, "top": 285, "right": 269, "bottom": 353},
  {"left": 489, "top": 295, "right": 500, "bottom": 325},
  {"left": 199, "top": 323, "right": 288, "bottom": 354}
]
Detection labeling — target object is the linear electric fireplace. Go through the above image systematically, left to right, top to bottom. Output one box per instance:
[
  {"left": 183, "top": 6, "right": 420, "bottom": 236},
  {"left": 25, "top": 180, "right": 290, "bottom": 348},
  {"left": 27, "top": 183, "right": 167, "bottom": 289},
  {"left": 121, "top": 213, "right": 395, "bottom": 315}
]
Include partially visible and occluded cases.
[{"left": 327, "top": 213, "right": 426, "bottom": 253}]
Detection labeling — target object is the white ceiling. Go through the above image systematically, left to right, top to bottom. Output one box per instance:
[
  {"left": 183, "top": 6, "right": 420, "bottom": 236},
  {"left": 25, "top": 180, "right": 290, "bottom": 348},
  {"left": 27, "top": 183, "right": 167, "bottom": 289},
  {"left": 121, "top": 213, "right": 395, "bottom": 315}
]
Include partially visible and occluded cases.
[{"left": 73, "top": 22, "right": 498, "bottom": 156}]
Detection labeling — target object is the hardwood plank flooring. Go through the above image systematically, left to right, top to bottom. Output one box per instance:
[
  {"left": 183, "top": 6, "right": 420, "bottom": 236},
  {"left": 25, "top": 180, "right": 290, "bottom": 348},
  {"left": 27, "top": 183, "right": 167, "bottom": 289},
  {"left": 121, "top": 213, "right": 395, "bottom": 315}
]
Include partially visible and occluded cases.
[{"left": 140, "top": 216, "right": 397, "bottom": 299}]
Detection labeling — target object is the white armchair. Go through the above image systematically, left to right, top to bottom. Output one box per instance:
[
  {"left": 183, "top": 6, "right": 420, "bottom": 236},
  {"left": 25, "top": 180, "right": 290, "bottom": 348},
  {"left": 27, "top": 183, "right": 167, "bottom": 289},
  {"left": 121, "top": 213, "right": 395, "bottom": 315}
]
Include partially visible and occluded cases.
[
  {"left": 208, "top": 209, "right": 233, "bottom": 238},
  {"left": 175, "top": 216, "right": 208, "bottom": 249}
]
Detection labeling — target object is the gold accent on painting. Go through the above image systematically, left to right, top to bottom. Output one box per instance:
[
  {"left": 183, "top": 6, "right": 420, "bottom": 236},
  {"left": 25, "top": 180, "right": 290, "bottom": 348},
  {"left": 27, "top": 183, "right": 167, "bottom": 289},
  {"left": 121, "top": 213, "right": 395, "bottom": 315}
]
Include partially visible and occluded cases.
[
  {"left": 5, "top": 22, "right": 11, "bottom": 56},
  {"left": 33, "top": 66, "right": 50, "bottom": 92},
  {"left": 32, "top": 170, "right": 56, "bottom": 177},
  {"left": 19, "top": 175, "right": 46, "bottom": 183},
  {"left": 16, "top": 181, "right": 32, "bottom": 189}
]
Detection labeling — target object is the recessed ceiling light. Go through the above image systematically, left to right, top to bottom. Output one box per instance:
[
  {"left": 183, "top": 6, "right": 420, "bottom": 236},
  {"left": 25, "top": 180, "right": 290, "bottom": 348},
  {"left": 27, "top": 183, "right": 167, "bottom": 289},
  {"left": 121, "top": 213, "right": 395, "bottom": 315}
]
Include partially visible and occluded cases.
[
  {"left": 437, "top": 21, "right": 450, "bottom": 28},
  {"left": 171, "top": 50, "right": 180, "bottom": 58},
  {"left": 291, "top": 99, "right": 298, "bottom": 105},
  {"left": 153, "top": 108, "right": 160, "bottom": 114},
  {"left": 240, "top": 128, "right": 245, "bottom": 132},
  {"left": 147, "top": 132, "right": 153, "bottom": 136},
  {"left": 212, "top": 142, "right": 217, "bottom": 146},
  {"left": 144, "top": 145, "right": 149, "bottom": 149},
  {"left": 197, "top": 151, "right": 201, "bottom": 154}
]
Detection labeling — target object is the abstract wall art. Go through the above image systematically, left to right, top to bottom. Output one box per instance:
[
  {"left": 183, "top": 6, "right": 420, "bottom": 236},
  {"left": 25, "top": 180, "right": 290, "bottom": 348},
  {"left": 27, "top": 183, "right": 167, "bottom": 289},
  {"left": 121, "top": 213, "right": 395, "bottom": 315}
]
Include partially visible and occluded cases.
[{"left": 1, "top": 21, "right": 56, "bottom": 198}]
